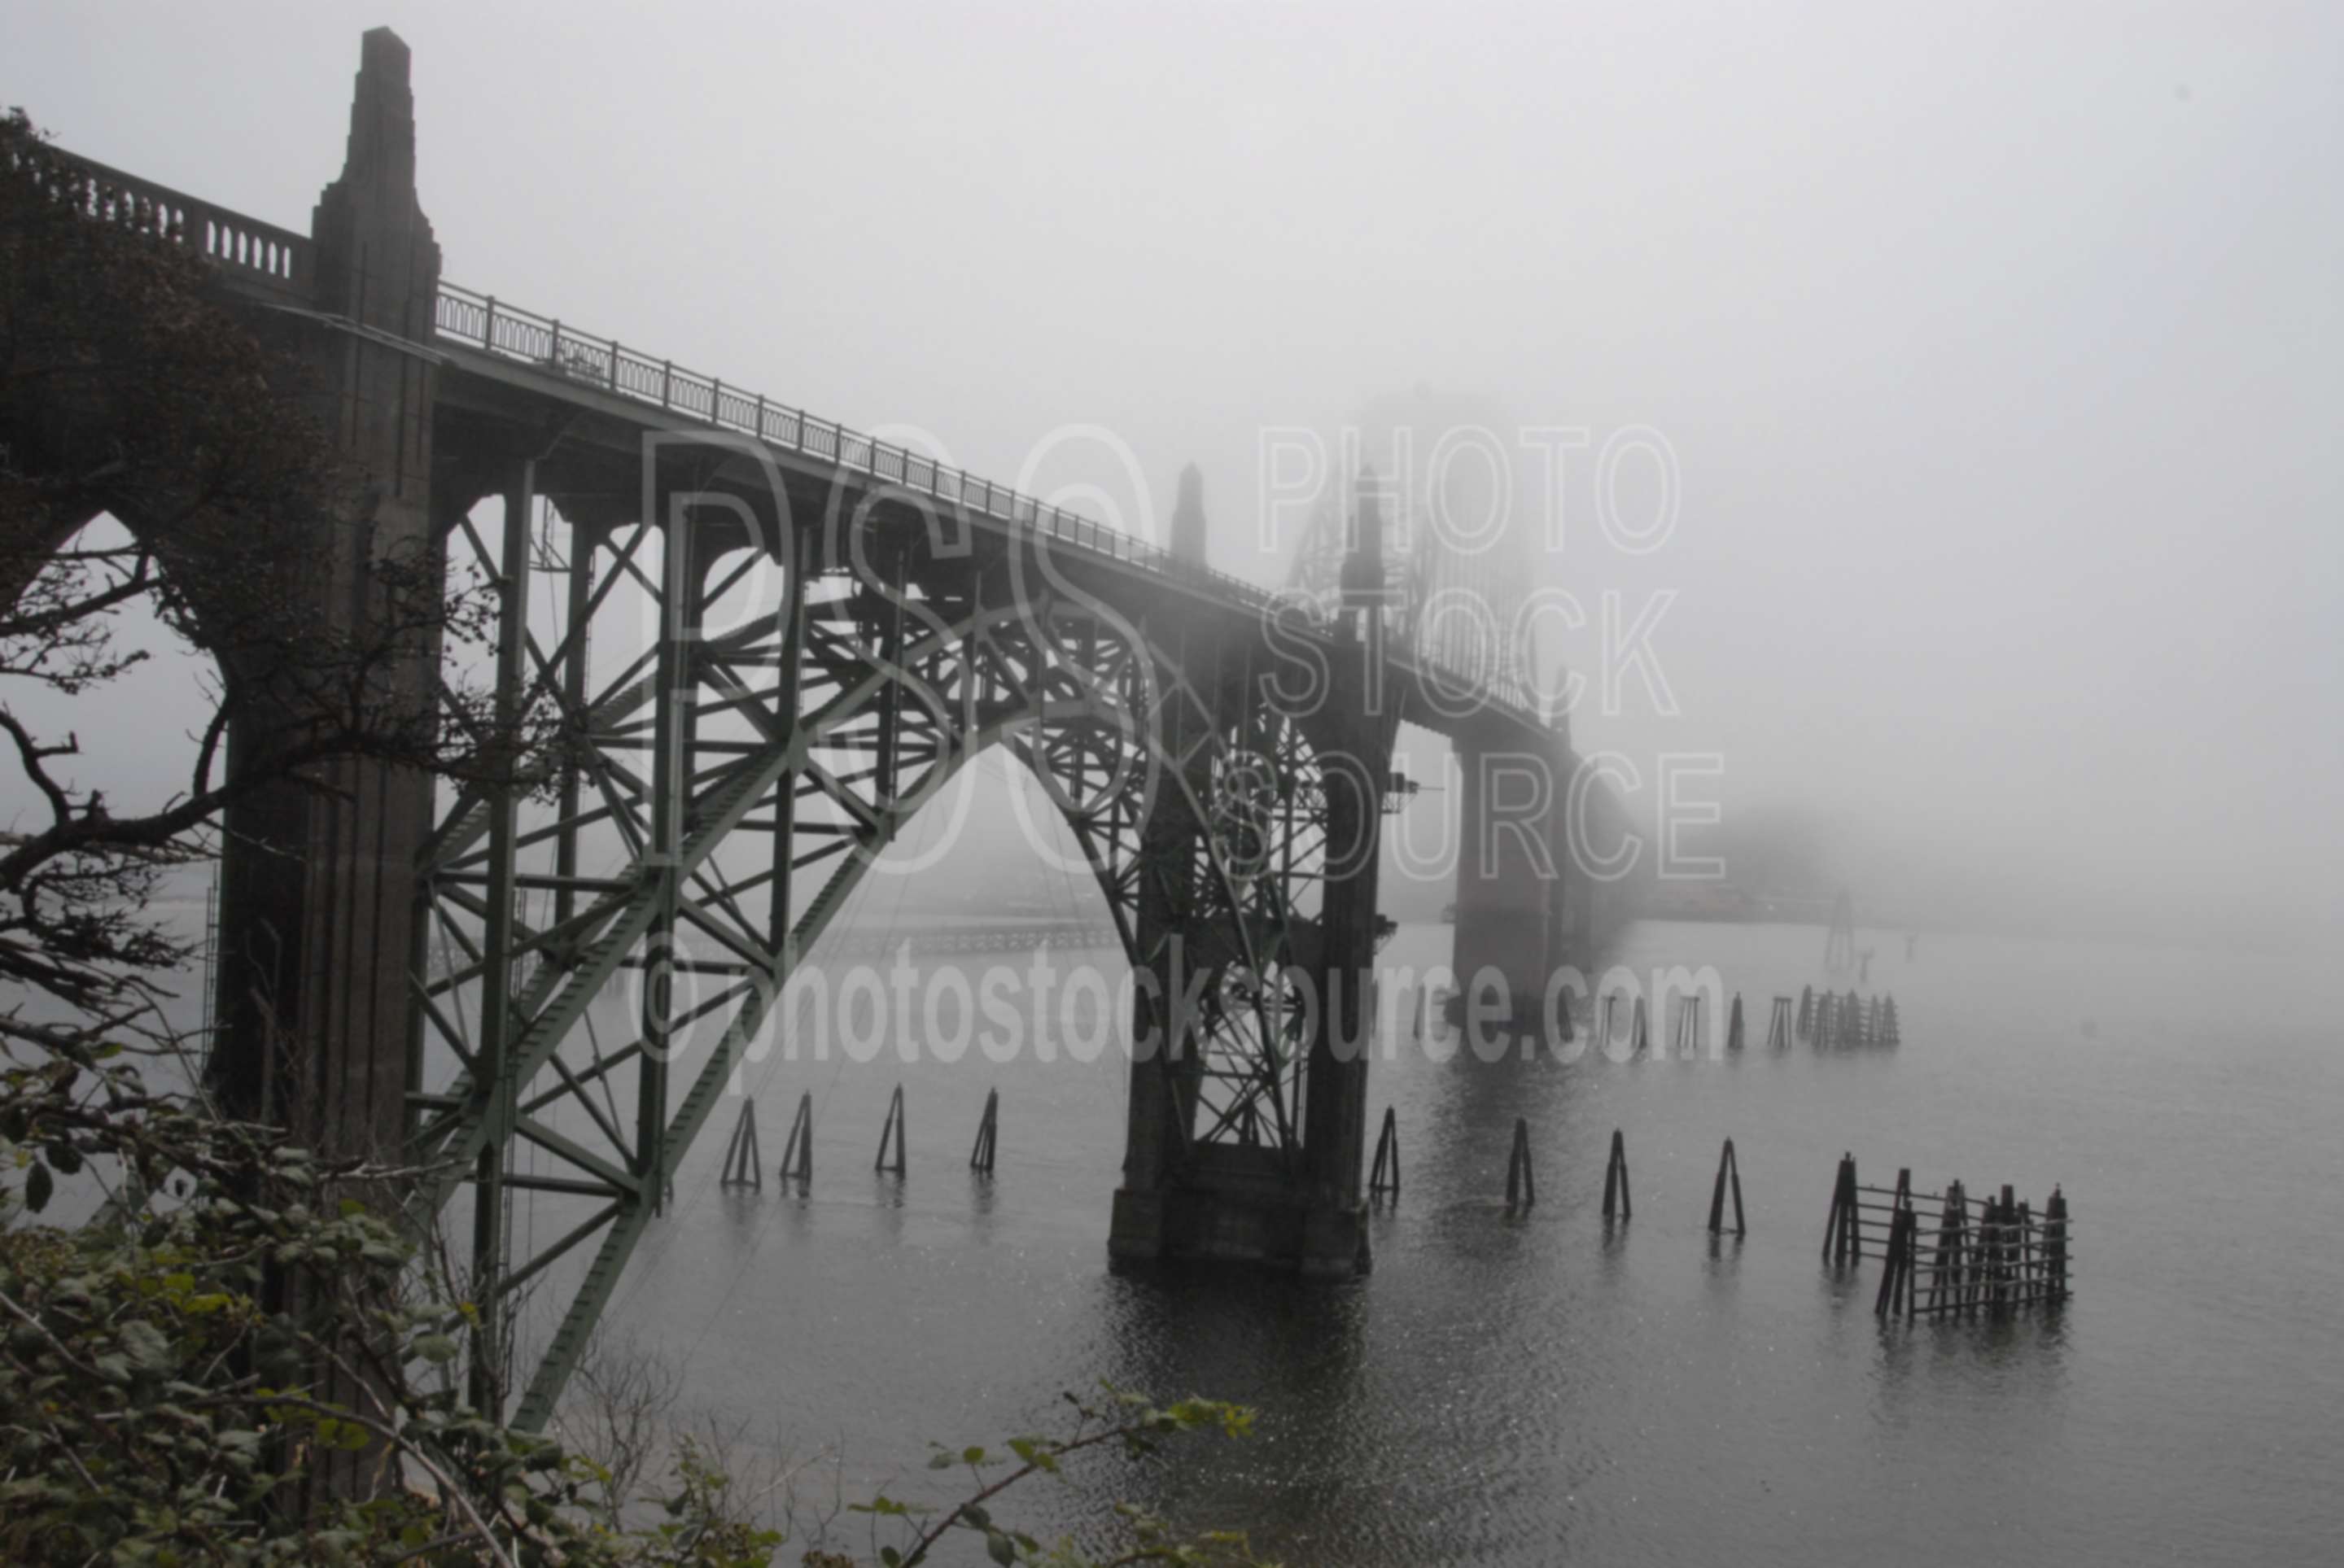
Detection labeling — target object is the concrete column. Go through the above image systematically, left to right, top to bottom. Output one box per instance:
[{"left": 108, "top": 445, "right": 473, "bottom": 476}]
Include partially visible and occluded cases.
[
  {"left": 209, "top": 28, "right": 441, "bottom": 1163},
  {"left": 1452, "top": 733, "right": 1563, "bottom": 1017},
  {"left": 1297, "top": 741, "right": 1380, "bottom": 1274}
]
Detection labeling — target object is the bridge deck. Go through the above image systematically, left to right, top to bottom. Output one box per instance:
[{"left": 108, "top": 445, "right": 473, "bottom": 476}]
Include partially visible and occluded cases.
[{"left": 45, "top": 141, "right": 1552, "bottom": 743}]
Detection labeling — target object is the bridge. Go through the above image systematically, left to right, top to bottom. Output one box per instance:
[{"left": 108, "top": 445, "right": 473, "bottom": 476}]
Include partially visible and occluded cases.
[{"left": 31, "top": 31, "right": 1613, "bottom": 1430}]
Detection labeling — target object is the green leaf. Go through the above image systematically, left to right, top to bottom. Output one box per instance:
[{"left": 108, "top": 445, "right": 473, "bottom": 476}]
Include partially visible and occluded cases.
[
  {"left": 24, "top": 1162, "right": 51, "bottom": 1213},
  {"left": 119, "top": 1318, "right": 173, "bottom": 1373},
  {"left": 413, "top": 1334, "right": 457, "bottom": 1365},
  {"left": 961, "top": 1444, "right": 987, "bottom": 1465},
  {"left": 986, "top": 1527, "right": 1017, "bottom": 1565}
]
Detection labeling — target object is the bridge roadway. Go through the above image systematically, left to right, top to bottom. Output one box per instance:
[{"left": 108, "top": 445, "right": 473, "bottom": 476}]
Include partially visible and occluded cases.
[{"left": 38, "top": 29, "right": 1604, "bottom": 1429}]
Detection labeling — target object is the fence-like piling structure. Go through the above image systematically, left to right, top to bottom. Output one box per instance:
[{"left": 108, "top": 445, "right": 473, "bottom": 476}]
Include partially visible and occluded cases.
[
  {"left": 1800, "top": 990, "right": 1900, "bottom": 1049},
  {"left": 1726, "top": 994, "right": 1745, "bottom": 1050},
  {"left": 1767, "top": 996, "right": 1793, "bottom": 1049},
  {"left": 874, "top": 1085, "right": 907, "bottom": 1177},
  {"left": 969, "top": 1087, "right": 999, "bottom": 1174},
  {"left": 779, "top": 1091, "right": 813, "bottom": 1185},
  {"left": 719, "top": 1099, "right": 763, "bottom": 1190},
  {"left": 1369, "top": 1105, "right": 1401, "bottom": 1200},
  {"left": 1505, "top": 1118, "right": 1536, "bottom": 1208},
  {"left": 1602, "top": 1128, "right": 1632, "bottom": 1221},
  {"left": 1707, "top": 1138, "right": 1747, "bottom": 1237},
  {"left": 1832, "top": 1166, "right": 2072, "bottom": 1317}
]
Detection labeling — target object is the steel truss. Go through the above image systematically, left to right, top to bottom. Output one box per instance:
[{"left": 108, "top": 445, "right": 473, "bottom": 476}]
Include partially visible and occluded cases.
[{"left": 406, "top": 478, "right": 1336, "bottom": 1429}]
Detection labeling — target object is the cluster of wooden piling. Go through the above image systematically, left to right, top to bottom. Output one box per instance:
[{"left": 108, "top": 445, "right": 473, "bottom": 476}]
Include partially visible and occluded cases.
[
  {"left": 1796, "top": 986, "right": 1900, "bottom": 1048},
  {"left": 1598, "top": 993, "right": 1652, "bottom": 1054},
  {"left": 969, "top": 1087, "right": 999, "bottom": 1175},
  {"left": 719, "top": 1099, "right": 764, "bottom": 1190},
  {"left": 1369, "top": 1105, "right": 1401, "bottom": 1200},
  {"left": 1505, "top": 1118, "right": 1537, "bottom": 1208},
  {"left": 1601, "top": 1129, "right": 1631, "bottom": 1221},
  {"left": 1707, "top": 1138, "right": 1747, "bottom": 1237},
  {"left": 1821, "top": 1154, "right": 2072, "bottom": 1317}
]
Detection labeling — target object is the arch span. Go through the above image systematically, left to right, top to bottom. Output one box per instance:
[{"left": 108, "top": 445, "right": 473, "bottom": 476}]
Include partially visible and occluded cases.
[{"left": 400, "top": 496, "right": 1336, "bottom": 1427}]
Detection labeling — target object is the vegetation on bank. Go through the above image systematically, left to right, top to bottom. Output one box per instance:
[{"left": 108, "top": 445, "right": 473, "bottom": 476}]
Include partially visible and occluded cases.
[{"left": 0, "top": 1043, "right": 1272, "bottom": 1565}]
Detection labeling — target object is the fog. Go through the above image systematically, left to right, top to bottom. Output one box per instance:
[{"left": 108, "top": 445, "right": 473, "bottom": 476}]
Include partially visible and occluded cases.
[{"left": 7, "top": 0, "right": 2339, "bottom": 949}]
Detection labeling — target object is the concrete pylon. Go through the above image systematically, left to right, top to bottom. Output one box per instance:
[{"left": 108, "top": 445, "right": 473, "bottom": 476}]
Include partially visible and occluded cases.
[
  {"left": 208, "top": 28, "right": 442, "bottom": 1163},
  {"left": 1168, "top": 461, "right": 1208, "bottom": 571}
]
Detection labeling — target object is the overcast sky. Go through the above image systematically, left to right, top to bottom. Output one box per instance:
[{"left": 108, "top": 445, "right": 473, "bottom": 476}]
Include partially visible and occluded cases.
[{"left": 6, "top": 1, "right": 2339, "bottom": 944}]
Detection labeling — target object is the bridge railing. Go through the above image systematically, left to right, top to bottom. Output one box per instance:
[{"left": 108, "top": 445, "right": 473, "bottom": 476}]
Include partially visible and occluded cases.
[
  {"left": 28, "top": 146, "right": 309, "bottom": 299},
  {"left": 435, "top": 282, "right": 1275, "bottom": 596},
  {"left": 431, "top": 283, "right": 1545, "bottom": 725}
]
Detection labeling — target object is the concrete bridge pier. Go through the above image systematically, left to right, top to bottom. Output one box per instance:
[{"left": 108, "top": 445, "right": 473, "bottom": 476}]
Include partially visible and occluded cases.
[
  {"left": 209, "top": 29, "right": 442, "bottom": 1164},
  {"left": 1451, "top": 724, "right": 1573, "bottom": 1019}
]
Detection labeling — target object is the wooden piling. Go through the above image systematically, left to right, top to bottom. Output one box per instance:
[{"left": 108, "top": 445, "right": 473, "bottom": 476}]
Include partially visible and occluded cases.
[
  {"left": 1798, "top": 985, "right": 1814, "bottom": 1039},
  {"left": 1413, "top": 986, "right": 1428, "bottom": 1040},
  {"left": 1601, "top": 993, "right": 1617, "bottom": 1048},
  {"left": 1726, "top": 994, "right": 1745, "bottom": 1051},
  {"left": 1766, "top": 995, "right": 1793, "bottom": 1050},
  {"left": 1630, "top": 996, "right": 1649, "bottom": 1055},
  {"left": 874, "top": 1084, "right": 907, "bottom": 1177},
  {"left": 969, "top": 1086, "right": 999, "bottom": 1174},
  {"left": 779, "top": 1091, "right": 813, "bottom": 1185},
  {"left": 719, "top": 1098, "right": 763, "bottom": 1190},
  {"left": 1369, "top": 1104, "right": 1401, "bottom": 1199},
  {"left": 1505, "top": 1117, "right": 1535, "bottom": 1208},
  {"left": 1602, "top": 1128, "right": 1632, "bottom": 1221},
  {"left": 1707, "top": 1138, "right": 1747, "bottom": 1237},
  {"left": 1821, "top": 1152, "right": 1860, "bottom": 1261},
  {"left": 1873, "top": 1168, "right": 1913, "bottom": 1316},
  {"left": 1923, "top": 1180, "right": 1966, "bottom": 1317},
  {"left": 1995, "top": 1184, "right": 2018, "bottom": 1312},
  {"left": 2044, "top": 1186, "right": 2069, "bottom": 1303},
  {"left": 1874, "top": 1200, "right": 1918, "bottom": 1317}
]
